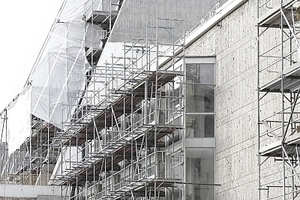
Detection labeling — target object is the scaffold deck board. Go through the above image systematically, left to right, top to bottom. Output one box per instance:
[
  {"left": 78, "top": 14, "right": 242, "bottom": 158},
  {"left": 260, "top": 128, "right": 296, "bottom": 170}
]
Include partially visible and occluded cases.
[
  {"left": 258, "top": 1, "right": 295, "bottom": 28},
  {"left": 86, "top": 10, "right": 118, "bottom": 25},
  {"left": 260, "top": 63, "right": 300, "bottom": 92},
  {"left": 67, "top": 71, "right": 178, "bottom": 145},
  {"left": 259, "top": 132, "right": 300, "bottom": 157}
]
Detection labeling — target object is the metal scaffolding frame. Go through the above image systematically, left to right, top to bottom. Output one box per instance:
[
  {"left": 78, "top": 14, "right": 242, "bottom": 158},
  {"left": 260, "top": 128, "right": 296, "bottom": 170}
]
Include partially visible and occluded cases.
[
  {"left": 0, "top": 0, "right": 124, "bottom": 187},
  {"left": 258, "top": 0, "right": 300, "bottom": 199},
  {"left": 0, "top": 1, "right": 222, "bottom": 199},
  {"left": 49, "top": 13, "right": 187, "bottom": 199},
  {"left": 0, "top": 109, "right": 8, "bottom": 183}
]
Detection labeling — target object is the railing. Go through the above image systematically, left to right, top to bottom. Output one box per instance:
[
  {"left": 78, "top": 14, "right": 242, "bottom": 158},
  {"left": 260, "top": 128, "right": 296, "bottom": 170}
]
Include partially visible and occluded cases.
[{"left": 86, "top": 151, "right": 166, "bottom": 199}]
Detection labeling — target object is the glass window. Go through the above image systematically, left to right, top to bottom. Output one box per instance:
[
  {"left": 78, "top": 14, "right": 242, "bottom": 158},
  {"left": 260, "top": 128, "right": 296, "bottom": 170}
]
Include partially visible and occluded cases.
[
  {"left": 184, "top": 58, "right": 215, "bottom": 199},
  {"left": 185, "top": 61, "right": 215, "bottom": 138},
  {"left": 186, "top": 63, "right": 214, "bottom": 85},
  {"left": 186, "top": 84, "right": 214, "bottom": 113},
  {"left": 186, "top": 114, "right": 214, "bottom": 138},
  {"left": 186, "top": 147, "right": 214, "bottom": 200}
]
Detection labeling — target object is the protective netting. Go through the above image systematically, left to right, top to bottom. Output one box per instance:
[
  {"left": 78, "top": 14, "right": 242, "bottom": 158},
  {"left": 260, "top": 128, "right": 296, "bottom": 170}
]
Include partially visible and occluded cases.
[{"left": 30, "top": 0, "right": 103, "bottom": 129}]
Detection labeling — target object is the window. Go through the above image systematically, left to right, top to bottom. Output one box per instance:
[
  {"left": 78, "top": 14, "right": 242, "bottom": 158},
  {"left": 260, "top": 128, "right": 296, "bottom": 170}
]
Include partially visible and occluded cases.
[
  {"left": 184, "top": 57, "right": 215, "bottom": 200},
  {"left": 185, "top": 59, "right": 215, "bottom": 138},
  {"left": 186, "top": 147, "right": 215, "bottom": 200}
]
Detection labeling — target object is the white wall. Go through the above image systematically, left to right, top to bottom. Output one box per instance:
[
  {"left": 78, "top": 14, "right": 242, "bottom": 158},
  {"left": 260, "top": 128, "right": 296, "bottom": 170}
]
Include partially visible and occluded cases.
[{"left": 0, "top": 185, "right": 61, "bottom": 198}]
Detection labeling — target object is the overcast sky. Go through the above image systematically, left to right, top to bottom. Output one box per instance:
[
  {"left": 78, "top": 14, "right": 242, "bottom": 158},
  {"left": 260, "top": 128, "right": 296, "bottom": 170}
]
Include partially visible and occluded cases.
[{"left": 0, "top": 0, "right": 63, "bottom": 111}]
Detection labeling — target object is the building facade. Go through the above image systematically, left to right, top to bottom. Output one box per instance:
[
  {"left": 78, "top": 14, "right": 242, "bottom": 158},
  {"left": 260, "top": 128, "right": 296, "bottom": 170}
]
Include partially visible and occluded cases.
[{"left": 2, "top": 0, "right": 300, "bottom": 199}]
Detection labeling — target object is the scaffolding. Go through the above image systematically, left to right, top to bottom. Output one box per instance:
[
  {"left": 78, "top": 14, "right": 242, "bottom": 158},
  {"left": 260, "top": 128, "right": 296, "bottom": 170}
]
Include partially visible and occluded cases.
[
  {"left": 0, "top": 0, "right": 221, "bottom": 199},
  {"left": 0, "top": 0, "right": 124, "bottom": 187},
  {"left": 258, "top": 0, "right": 300, "bottom": 199},
  {"left": 49, "top": 13, "right": 187, "bottom": 198},
  {"left": 0, "top": 109, "right": 8, "bottom": 183}
]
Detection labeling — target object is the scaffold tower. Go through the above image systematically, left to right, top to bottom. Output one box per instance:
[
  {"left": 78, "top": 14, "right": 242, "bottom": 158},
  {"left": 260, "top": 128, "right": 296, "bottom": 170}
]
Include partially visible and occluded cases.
[
  {"left": 0, "top": 0, "right": 221, "bottom": 199},
  {"left": 0, "top": 0, "right": 125, "bottom": 187},
  {"left": 258, "top": 0, "right": 300, "bottom": 199},
  {"left": 48, "top": 15, "right": 186, "bottom": 199}
]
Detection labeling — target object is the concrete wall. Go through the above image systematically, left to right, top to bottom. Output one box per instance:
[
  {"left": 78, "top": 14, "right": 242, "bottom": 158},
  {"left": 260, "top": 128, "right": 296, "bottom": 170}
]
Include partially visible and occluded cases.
[
  {"left": 110, "top": 0, "right": 226, "bottom": 43},
  {"left": 183, "top": 0, "right": 258, "bottom": 199},
  {"left": 0, "top": 185, "right": 61, "bottom": 199},
  {"left": 37, "top": 195, "right": 61, "bottom": 200},
  {"left": 0, "top": 196, "right": 61, "bottom": 200},
  {"left": 0, "top": 198, "right": 36, "bottom": 200}
]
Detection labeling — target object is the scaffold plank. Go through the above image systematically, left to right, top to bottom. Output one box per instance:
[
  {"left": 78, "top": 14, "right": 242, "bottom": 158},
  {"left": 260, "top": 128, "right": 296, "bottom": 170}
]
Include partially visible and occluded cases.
[{"left": 260, "top": 63, "right": 300, "bottom": 92}]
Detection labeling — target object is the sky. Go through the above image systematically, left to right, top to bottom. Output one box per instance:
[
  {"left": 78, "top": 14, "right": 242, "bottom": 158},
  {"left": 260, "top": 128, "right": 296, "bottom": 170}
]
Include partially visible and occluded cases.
[{"left": 0, "top": 0, "right": 64, "bottom": 111}]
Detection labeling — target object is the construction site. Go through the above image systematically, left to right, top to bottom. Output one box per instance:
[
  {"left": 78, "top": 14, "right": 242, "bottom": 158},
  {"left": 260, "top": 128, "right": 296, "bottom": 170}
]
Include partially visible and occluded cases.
[{"left": 3, "top": 0, "right": 300, "bottom": 199}]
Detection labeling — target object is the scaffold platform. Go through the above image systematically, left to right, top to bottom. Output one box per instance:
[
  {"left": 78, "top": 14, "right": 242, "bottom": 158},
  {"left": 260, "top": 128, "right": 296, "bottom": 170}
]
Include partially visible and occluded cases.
[
  {"left": 258, "top": 0, "right": 296, "bottom": 28},
  {"left": 259, "top": 63, "right": 300, "bottom": 93}
]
